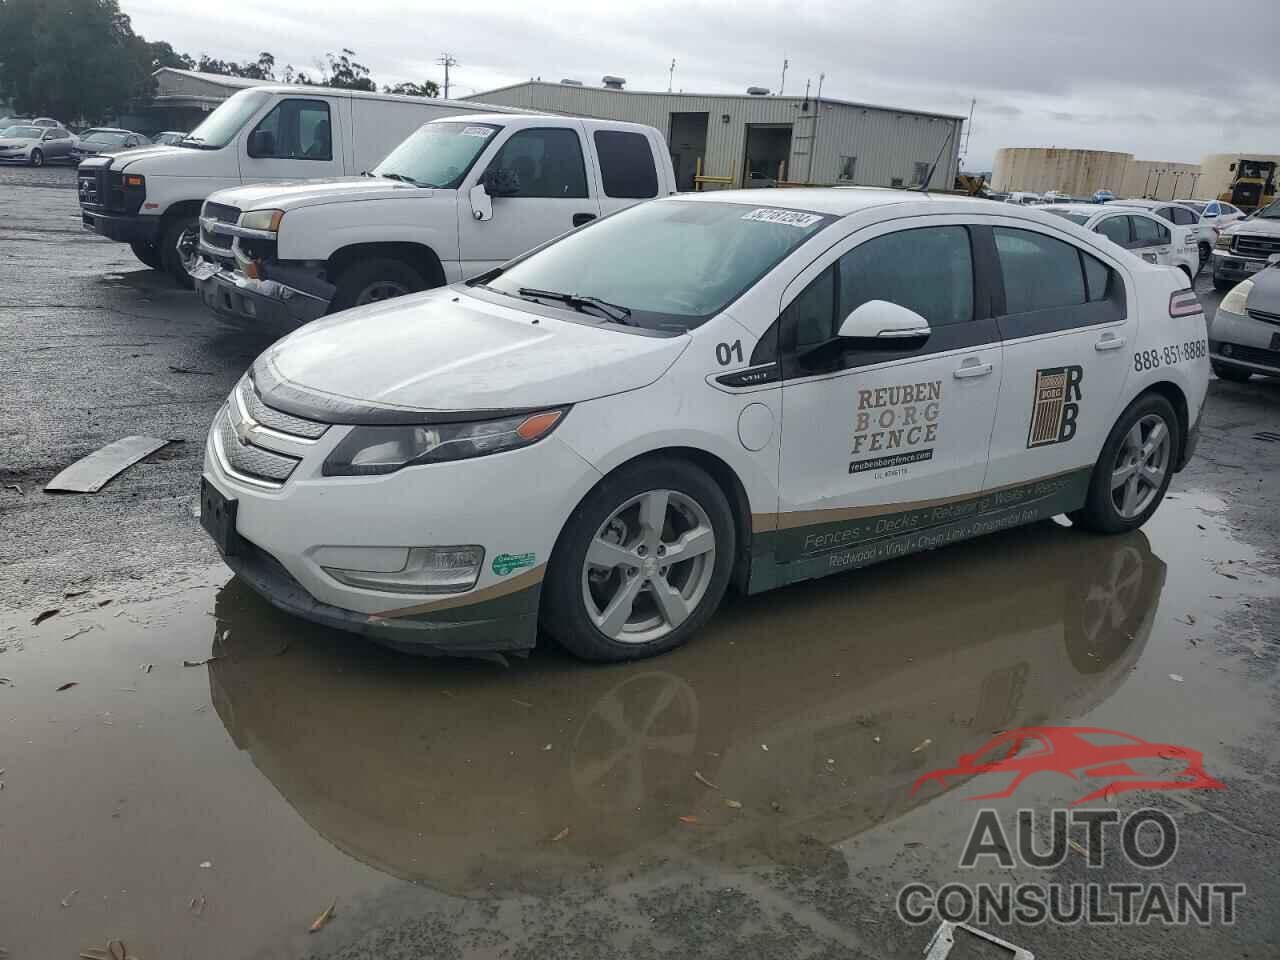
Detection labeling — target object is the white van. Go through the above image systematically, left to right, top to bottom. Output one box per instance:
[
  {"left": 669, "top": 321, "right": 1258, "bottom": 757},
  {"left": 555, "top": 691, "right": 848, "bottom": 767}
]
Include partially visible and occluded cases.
[{"left": 76, "top": 85, "right": 515, "bottom": 285}]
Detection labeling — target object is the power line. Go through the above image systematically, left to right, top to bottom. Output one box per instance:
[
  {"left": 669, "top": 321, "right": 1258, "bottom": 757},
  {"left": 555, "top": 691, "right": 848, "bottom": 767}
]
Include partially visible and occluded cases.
[{"left": 437, "top": 53, "right": 458, "bottom": 99}]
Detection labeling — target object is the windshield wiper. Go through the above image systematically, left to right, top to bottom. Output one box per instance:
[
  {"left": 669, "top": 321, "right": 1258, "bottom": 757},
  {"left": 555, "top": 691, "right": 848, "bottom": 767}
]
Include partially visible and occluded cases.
[
  {"left": 379, "top": 172, "right": 435, "bottom": 187},
  {"left": 517, "top": 287, "right": 633, "bottom": 323}
]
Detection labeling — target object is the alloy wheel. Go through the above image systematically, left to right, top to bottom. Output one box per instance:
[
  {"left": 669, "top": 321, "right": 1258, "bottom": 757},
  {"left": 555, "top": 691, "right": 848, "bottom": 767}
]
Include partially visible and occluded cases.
[
  {"left": 355, "top": 280, "right": 410, "bottom": 305},
  {"left": 1110, "top": 414, "right": 1170, "bottom": 519},
  {"left": 581, "top": 489, "right": 717, "bottom": 644}
]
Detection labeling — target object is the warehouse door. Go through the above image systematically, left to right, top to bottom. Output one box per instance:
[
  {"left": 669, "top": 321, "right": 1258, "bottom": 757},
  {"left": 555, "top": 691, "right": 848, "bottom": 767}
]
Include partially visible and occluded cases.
[
  {"left": 668, "top": 112, "right": 709, "bottom": 191},
  {"left": 743, "top": 123, "right": 792, "bottom": 187}
]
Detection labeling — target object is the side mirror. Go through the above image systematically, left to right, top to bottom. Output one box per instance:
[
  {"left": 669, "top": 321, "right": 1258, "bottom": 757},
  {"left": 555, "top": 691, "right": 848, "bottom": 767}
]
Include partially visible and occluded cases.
[
  {"left": 247, "top": 129, "right": 275, "bottom": 157},
  {"left": 481, "top": 167, "right": 520, "bottom": 198},
  {"left": 469, "top": 183, "right": 492, "bottom": 222},
  {"left": 837, "top": 299, "right": 932, "bottom": 342}
]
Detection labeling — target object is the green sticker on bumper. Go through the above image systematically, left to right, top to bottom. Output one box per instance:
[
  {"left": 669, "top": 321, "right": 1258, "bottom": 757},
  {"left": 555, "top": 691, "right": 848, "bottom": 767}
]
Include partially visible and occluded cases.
[{"left": 492, "top": 552, "right": 536, "bottom": 576}]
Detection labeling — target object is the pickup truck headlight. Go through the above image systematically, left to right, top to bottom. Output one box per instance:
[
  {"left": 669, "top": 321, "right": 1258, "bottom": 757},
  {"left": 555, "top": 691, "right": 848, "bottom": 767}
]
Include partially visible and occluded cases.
[
  {"left": 239, "top": 208, "right": 285, "bottom": 232},
  {"left": 1214, "top": 232, "right": 1233, "bottom": 250},
  {"left": 1219, "top": 279, "right": 1253, "bottom": 315},
  {"left": 322, "top": 409, "right": 566, "bottom": 477}
]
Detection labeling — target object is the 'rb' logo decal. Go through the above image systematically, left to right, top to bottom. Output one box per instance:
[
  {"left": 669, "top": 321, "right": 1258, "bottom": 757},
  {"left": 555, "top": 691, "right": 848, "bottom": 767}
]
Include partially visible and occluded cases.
[{"left": 1027, "top": 365, "right": 1083, "bottom": 447}]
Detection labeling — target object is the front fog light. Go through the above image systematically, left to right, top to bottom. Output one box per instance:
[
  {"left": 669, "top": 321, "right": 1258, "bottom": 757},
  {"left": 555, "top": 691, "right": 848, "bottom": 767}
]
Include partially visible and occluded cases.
[{"left": 324, "top": 545, "right": 484, "bottom": 594}]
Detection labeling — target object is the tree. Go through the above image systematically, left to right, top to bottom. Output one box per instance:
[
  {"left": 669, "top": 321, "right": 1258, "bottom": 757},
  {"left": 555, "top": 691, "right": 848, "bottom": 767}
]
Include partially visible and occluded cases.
[
  {"left": 319, "top": 49, "right": 375, "bottom": 91},
  {"left": 193, "top": 51, "right": 274, "bottom": 80},
  {"left": 384, "top": 80, "right": 439, "bottom": 98}
]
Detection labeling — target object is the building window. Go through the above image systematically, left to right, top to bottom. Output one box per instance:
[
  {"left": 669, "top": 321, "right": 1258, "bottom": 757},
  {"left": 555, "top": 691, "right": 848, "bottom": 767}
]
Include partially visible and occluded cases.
[
  {"left": 838, "top": 156, "right": 856, "bottom": 181},
  {"left": 911, "top": 161, "right": 931, "bottom": 186}
]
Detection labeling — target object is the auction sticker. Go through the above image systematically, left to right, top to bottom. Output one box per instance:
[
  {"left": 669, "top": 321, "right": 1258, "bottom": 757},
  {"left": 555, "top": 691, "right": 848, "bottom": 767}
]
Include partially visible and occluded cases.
[
  {"left": 461, "top": 126, "right": 495, "bottom": 137},
  {"left": 741, "top": 208, "right": 823, "bottom": 227}
]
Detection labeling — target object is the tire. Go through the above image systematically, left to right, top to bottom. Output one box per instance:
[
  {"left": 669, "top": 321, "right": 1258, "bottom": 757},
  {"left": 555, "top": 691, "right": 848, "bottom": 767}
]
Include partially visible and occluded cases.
[
  {"left": 28, "top": 148, "right": 43, "bottom": 167},
  {"left": 159, "top": 214, "right": 199, "bottom": 289},
  {"left": 129, "top": 240, "right": 163, "bottom": 270},
  {"left": 1198, "top": 242, "right": 1211, "bottom": 267},
  {"left": 330, "top": 258, "right": 427, "bottom": 313},
  {"left": 1213, "top": 275, "right": 1233, "bottom": 292},
  {"left": 1212, "top": 361, "right": 1252, "bottom": 382},
  {"left": 1072, "top": 393, "right": 1179, "bottom": 535},
  {"left": 541, "top": 457, "right": 736, "bottom": 662}
]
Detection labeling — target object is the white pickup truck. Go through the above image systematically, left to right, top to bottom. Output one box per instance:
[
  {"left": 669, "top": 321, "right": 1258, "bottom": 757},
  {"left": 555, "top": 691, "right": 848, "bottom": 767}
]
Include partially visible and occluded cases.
[{"left": 192, "top": 113, "right": 676, "bottom": 327}]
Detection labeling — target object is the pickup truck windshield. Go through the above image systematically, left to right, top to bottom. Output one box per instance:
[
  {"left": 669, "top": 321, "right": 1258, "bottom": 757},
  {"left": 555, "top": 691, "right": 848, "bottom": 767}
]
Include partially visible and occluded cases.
[
  {"left": 184, "top": 89, "right": 270, "bottom": 148},
  {"left": 372, "top": 122, "right": 501, "bottom": 189},
  {"left": 486, "top": 199, "right": 833, "bottom": 331}
]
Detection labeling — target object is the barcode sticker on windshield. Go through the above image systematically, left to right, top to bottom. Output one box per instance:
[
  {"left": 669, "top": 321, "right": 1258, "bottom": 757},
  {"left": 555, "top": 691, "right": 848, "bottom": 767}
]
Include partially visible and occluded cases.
[
  {"left": 460, "top": 126, "right": 494, "bottom": 138},
  {"left": 741, "top": 208, "right": 823, "bottom": 227}
]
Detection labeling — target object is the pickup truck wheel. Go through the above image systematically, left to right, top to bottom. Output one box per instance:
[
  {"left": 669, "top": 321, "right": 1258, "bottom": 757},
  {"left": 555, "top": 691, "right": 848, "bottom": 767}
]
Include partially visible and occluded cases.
[
  {"left": 28, "top": 148, "right": 43, "bottom": 167},
  {"left": 160, "top": 215, "right": 200, "bottom": 289},
  {"left": 129, "top": 240, "right": 163, "bottom": 270},
  {"left": 331, "top": 258, "right": 426, "bottom": 312}
]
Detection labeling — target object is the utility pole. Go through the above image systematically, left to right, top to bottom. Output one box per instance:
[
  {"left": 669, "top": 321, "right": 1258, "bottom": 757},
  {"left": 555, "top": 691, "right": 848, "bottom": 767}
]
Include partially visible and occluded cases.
[
  {"left": 437, "top": 53, "right": 458, "bottom": 99},
  {"left": 779, "top": 57, "right": 789, "bottom": 95},
  {"left": 668, "top": 58, "right": 676, "bottom": 93},
  {"left": 806, "top": 72, "right": 824, "bottom": 184},
  {"left": 960, "top": 98, "right": 975, "bottom": 169},
  {"left": 1143, "top": 169, "right": 1154, "bottom": 197},
  {"left": 1152, "top": 169, "right": 1164, "bottom": 199},
  {"left": 1188, "top": 172, "right": 1202, "bottom": 198}
]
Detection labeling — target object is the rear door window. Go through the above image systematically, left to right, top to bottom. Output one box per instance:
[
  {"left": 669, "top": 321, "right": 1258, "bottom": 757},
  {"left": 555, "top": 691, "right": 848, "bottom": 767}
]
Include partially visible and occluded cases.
[
  {"left": 593, "top": 130, "right": 659, "bottom": 199},
  {"left": 1169, "top": 207, "right": 1197, "bottom": 226},
  {"left": 1131, "top": 215, "right": 1168, "bottom": 246},
  {"left": 1095, "top": 216, "right": 1130, "bottom": 246},
  {"left": 994, "top": 227, "right": 1085, "bottom": 313}
]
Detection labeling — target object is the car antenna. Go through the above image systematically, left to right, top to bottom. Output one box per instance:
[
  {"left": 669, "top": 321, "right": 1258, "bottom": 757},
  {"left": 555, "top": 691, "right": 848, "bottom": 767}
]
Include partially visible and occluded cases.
[{"left": 917, "top": 122, "right": 958, "bottom": 195}]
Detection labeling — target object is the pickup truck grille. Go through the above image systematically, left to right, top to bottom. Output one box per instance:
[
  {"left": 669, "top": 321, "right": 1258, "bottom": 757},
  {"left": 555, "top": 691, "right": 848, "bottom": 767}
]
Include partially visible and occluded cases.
[
  {"left": 200, "top": 202, "right": 240, "bottom": 258},
  {"left": 1232, "top": 234, "right": 1280, "bottom": 259}
]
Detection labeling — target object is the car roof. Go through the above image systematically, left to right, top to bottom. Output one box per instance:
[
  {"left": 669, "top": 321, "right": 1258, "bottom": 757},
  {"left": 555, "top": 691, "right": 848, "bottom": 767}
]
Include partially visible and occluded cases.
[
  {"left": 83, "top": 128, "right": 133, "bottom": 134},
  {"left": 668, "top": 185, "right": 980, "bottom": 216},
  {"left": 1042, "top": 203, "right": 1113, "bottom": 219}
]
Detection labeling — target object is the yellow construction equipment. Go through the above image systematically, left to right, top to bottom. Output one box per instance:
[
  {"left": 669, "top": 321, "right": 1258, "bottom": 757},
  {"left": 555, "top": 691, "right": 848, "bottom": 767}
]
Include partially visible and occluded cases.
[{"left": 1218, "top": 158, "right": 1277, "bottom": 213}]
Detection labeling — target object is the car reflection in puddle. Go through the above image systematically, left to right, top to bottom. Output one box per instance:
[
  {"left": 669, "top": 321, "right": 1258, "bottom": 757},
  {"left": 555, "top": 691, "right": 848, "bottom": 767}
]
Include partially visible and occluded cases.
[{"left": 206, "top": 520, "right": 1163, "bottom": 896}]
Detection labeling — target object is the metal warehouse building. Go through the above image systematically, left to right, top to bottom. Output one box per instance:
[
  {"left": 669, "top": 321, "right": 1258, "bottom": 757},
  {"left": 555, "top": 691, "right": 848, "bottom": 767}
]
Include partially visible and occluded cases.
[{"left": 465, "top": 80, "right": 964, "bottom": 192}]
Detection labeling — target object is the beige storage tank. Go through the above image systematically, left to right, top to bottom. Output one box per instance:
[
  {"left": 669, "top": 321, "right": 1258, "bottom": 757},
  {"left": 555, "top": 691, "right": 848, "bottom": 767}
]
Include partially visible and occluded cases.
[{"left": 992, "top": 147, "right": 1132, "bottom": 197}]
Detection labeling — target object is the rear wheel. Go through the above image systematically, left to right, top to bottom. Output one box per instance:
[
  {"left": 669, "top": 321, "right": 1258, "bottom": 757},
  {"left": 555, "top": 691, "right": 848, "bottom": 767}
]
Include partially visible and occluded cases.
[
  {"left": 28, "top": 148, "right": 43, "bottom": 167},
  {"left": 160, "top": 214, "right": 200, "bottom": 288},
  {"left": 129, "top": 240, "right": 163, "bottom": 270},
  {"left": 330, "top": 258, "right": 427, "bottom": 313},
  {"left": 1212, "top": 361, "right": 1252, "bottom": 382},
  {"left": 1072, "top": 394, "right": 1178, "bottom": 534},
  {"left": 542, "top": 458, "right": 736, "bottom": 662}
]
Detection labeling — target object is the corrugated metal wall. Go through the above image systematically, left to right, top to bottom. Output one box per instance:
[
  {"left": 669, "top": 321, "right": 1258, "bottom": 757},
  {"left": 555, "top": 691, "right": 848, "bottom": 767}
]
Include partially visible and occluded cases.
[{"left": 464, "top": 83, "right": 962, "bottom": 190}]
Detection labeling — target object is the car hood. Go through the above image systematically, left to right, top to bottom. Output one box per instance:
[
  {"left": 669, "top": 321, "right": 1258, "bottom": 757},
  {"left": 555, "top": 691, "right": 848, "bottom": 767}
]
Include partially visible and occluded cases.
[
  {"left": 0, "top": 137, "right": 37, "bottom": 147},
  {"left": 209, "top": 177, "right": 431, "bottom": 213},
  {"left": 1223, "top": 216, "right": 1280, "bottom": 238},
  {"left": 1243, "top": 265, "right": 1280, "bottom": 314},
  {"left": 253, "top": 287, "right": 689, "bottom": 420}
]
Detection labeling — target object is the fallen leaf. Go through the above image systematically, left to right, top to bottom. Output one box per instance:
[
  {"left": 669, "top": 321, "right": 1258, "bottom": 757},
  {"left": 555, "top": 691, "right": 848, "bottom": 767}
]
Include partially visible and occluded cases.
[
  {"left": 1217, "top": 571, "right": 1239, "bottom": 580},
  {"left": 97, "top": 599, "right": 112, "bottom": 607},
  {"left": 32, "top": 608, "right": 61, "bottom": 626},
  {"left": 1186, "top": 614, "right": 1196, "bottom": 625},
  {"left": 61, "top": 626, "right": 94, "bottom": 642},
  {"left": 183, "top": 657, "right": 219, "bottom": 667},
  {"left": 142, "top": 664, "right": 153, "bottom": 674},
  {"left": 1169, "top": 674, "right": 1185, "bottom": 683},
  {"left": 56, "top": 681, "right": 79, "bottom": 692},
  {"left": 511, "top": 698, "right": 533, "bottom": 708},
  {"left": 873, "top": 735, "right": 882, "bottom": 743},
  {"left": 911, "top": 738, "right": 933, "bottom": 753},
  {"left": 541, "top": 743, "right": 553, "bottom": 751},
  {"left": 760, "top": 744, "right": 769, "bottom": 752},
  {"left": 694, "top": 770, "right": 719, "bottom": 790},
  {"left": 724, "top": 799, "right": 743, "bottom": 809},
  {"left": 770, "top": 800, "right": 782, "bottom": 813},
  {"left": 679, "top": 815, "right": 699, "bottom": 824},
  {"left": 551, "top": 826, "right": 570, "bottom": 842},
  {"left": 904, "top": 841, "right": 923, "bottom": 848},
  {"left": 199, "top": 860, "right": 212, "bottom": 869},
  {"left": 61, "top": 888, "right": 78, "bottom": 907},
  {"left": 309, "top": 899, "right": 337, "bottom": 933}
]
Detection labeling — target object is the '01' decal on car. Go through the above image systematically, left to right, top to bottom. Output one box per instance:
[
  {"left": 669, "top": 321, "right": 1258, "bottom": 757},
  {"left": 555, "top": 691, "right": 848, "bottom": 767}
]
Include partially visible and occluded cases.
[{"left": 1027, "top": 365, "right": 1083, "bottom": 448}]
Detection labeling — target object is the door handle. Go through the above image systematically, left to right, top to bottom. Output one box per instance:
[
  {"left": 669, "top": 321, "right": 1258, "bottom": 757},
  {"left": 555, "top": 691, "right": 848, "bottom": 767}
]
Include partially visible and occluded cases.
[
  {"left": 572, "top": 213, "right": 597, "bottom": 227},
  {"left": 1095, "top": 333, "right": 1127, "bottom": 351},
  {"left": 953, "top": 359, "right": 993, "bottom": 379}
]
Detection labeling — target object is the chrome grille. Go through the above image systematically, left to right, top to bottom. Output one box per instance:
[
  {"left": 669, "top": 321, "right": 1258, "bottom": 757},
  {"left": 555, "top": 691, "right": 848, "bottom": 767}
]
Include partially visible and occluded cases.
[
  {"left": 200, "top": 202, "right": 240, "bottom": 255},
  {"left": 1233, "top": 234, "right": 1280, "bottom": 258},
  {"left": 237, "top": 377, "right": 329, "bottom": 440},
  {"left": 215, "top": 408, "right": 300, "bottom": 485}
]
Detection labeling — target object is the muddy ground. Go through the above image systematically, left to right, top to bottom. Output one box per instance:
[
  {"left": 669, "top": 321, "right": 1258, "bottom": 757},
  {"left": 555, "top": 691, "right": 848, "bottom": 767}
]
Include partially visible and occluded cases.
[{"left": 2, "top": 165, "right": 1279, "bottom": 959}]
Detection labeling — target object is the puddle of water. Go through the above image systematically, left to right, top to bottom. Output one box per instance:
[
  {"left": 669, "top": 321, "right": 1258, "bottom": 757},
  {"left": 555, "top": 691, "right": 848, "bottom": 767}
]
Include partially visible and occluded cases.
[{"left": 1, "top": 495, "right": 1276, "bottom": 956}]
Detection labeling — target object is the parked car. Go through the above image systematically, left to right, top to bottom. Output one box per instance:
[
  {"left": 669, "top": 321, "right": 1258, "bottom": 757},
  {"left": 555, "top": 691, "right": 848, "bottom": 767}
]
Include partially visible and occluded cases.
[
  {"left": 77, "top": 84, "right": 518, "bottom": 286},
  {"left": 193, "top": 114, "right": 676, "bottom": 327},
  {"left": 0, "top": 124, "right": 76, "bottom": 166},
  {"left": 71, "top": 128, "right": 150, "bottom": 158},
  {"left": 151, "top": 131, "right": 189, "bottom": 146},
  {"left": 199, "top": 189, "right": 1207, "bottom": 662},
  {"left": 1093, "top": 189, "right": 1115, "bottom": 203},
  {"left": 1007, "top": 191, "right": 1042, "bottom": 205},
  {"left": 1107, "top": 199, "right": 1205, "bottom": 271},
  {"left": 1210, "top": 199, "right": 1280, "bottom": 290},
  {"left": 1043, "top": 202, "right": 1199, "bottom": 281},
  {"left": 1208, "top": 264, "right": 1280, "bottom": 381}
]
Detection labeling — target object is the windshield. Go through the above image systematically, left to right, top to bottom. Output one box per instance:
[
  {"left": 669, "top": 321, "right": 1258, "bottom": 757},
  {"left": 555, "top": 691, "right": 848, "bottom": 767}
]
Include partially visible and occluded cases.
[
  {"left": 184, "top": 89, "right": 269, "bottom": 148},
  {"left": 372, "top": 121, "right": 501, "bottom": 188},
  {"left": 1, "top": 125, "right": 41, "bottom": 138},
  {"left": 83, "top": 132, "right": 127, "bottom": 146},
  {"left": 1239, "top": 161, "right": 1274, "bottom": 179},
  {"left": 486, "top": 199, "right": 833, "bottom": 331},
  {"left": 1256, "top": 199, "right": 1280, "bottom": 219},
  {"left": 1044, "top": 209, "right": 1091, "bottom": 225}
]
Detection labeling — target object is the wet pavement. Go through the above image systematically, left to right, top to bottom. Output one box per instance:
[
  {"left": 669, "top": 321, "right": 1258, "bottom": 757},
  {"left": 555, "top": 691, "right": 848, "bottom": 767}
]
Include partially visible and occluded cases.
[{"left": 2, "top": 166, "right": 1280, "bottom": 958}]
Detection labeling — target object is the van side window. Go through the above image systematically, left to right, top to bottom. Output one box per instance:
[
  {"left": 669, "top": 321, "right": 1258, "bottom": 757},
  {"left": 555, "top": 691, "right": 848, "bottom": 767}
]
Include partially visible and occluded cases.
[
  {"left": 248, "top": 99, "right": 332, "bottom": 161},
  {"left": 489, "top": 128, "right": 588, "bottom": 199},
  {"left": 593, "top": 130, "right": 659, "bottom": 198},
  {"left": 993, "top": 228, "right": 1085, "bottom": 313}
]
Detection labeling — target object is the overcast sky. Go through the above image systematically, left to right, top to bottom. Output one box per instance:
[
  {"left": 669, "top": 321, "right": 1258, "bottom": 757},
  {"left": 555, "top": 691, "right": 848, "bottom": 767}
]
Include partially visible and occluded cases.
[{"left": 124, "top": 0, "right": 1280, "bottom": 170}]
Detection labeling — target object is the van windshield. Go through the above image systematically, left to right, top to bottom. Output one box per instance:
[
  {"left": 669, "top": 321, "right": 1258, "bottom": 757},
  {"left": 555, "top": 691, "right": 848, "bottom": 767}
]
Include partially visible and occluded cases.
[
  {"left": 184, "top": 90, "right": 270, "bottom": 148},
  {"left": 372, "top": 122, "right": 501, "bottom": 189}
]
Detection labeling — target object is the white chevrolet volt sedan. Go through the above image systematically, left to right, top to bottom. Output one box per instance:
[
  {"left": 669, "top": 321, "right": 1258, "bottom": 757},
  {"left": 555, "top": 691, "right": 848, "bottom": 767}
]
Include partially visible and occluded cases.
[{"left": 201, "top": 189, "right": 1209, "bottom": 661}]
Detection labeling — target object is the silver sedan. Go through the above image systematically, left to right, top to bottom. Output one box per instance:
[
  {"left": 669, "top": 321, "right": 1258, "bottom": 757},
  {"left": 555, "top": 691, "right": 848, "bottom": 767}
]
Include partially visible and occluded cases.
[{"left": 0, "top": 124, "right": 76, "bottom": 166}]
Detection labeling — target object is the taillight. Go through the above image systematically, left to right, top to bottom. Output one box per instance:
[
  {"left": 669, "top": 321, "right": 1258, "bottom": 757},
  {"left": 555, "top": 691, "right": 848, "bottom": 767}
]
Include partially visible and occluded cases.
[{"left": 1168, "top": 289, "right": 1201, "bottom": 317}]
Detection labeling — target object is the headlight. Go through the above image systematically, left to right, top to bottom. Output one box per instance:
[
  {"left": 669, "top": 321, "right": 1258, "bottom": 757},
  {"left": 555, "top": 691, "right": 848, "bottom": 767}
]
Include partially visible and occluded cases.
[
  {"left": 239, "top": 208, "right": 284, "bottom": 232},
  {"left": 1214, "top": 232, "right": 1232, "bottom": 250},
  {"left": 1219, "top": 279, "right": 1253, "bottom": 315},
  {"left": 322, "top": 408, "right": 566, "bottom": 477}
]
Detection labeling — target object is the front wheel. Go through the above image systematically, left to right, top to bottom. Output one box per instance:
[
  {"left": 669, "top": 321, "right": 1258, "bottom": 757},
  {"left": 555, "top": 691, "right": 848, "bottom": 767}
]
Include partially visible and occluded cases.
[
  {"left": 28, "top": 148, "right": 43, "bottom": 167},
  {"left": 160, "top": 214, "right": 200, "bottom": 288},
  {"left": 129, "top": 240, "right": 163, "bottom": 270},
  {"left": 330, "top": 258, "right": 426, "bottom": 313},
  {"left": 1212, "top": 361, "right": 1252, "bottom": 382},
  {"left": 1072, "top": 394, "right": 1179, "bottom": 535},
  {"left": 542, "top": 458, "right": 736, "bottom": 661}
]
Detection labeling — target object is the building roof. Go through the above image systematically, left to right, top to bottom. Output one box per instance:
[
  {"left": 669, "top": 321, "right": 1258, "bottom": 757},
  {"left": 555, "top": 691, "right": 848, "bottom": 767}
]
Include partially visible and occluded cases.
[
  {"left": 152, "top": 67, "right": 271, "bottom": 90},
  {"left": 467, "top": 80, "right": 967, "bottom": 122}
]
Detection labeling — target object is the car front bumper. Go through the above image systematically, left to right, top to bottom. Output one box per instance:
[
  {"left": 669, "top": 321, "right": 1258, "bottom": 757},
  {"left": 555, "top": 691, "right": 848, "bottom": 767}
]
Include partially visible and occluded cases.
[
  {"left": 81, "top": 208, "right": 160, "bottom": 244},
  {"left": 1211, "top": 249, "right": 1269, "bottom": 283},
  {"left": 193, "top": 260, "right": 330, "bottom": 332},
  {"left": 1209, "top": 306, "right": 1280, "bottom": 376}
]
